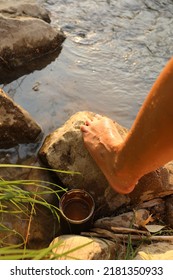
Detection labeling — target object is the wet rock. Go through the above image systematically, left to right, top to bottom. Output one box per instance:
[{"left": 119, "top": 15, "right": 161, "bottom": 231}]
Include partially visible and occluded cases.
[
  {"left": 0, "top": 1, "right": 65, "bottom": 70},
  {"left": 0, "top": 88, "right": 42, "bottom": 148},
  {"left": 39, "top": 111, "right": 173, "bottom": 214},
  {"left": 49, "top": 235, "right": 125, "bottom": 260},
  {"left": 135, "top": 242, "right": 173, "bottom": 260}
]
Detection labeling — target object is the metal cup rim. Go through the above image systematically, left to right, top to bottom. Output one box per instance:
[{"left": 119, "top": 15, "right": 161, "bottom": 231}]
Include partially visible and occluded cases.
[{"left": 59, "top": 189, "right": 95, "bottom": 224}]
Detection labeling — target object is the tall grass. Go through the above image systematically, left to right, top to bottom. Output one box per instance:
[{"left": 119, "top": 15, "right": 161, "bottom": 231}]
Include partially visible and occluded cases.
[{"left": 0, "top": 163, "right": 80, "bottom": 259}]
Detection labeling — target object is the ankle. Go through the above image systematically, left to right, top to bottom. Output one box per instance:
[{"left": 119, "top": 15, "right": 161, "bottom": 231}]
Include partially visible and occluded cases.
[
  {"left": 112, "top": 146, "right": 139, "bottom": 194},
  {"left": 111, "top": 171, "right": 138, "bottom": 194}
]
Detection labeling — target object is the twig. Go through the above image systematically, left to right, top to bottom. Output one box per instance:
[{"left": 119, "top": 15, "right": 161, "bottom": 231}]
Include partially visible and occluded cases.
[
  {"left": 110, "top": 226, "right": 150, "bottom": 236},
  {"left": 81, "top": 228, "right": 173, "bottom": 242},
  {"left": 81, "top": 229, "right": 116, "bottom": 240}
]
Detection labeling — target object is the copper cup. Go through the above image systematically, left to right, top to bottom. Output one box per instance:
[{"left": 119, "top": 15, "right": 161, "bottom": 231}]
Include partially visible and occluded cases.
[{"left": 59, "top": 189, "right": 95, "bottom": 234}]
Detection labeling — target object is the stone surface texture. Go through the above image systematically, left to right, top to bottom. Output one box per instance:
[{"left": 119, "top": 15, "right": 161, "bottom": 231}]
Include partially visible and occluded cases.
[{"left": 50, "top": 235, "right": 125, "bottom": 260}]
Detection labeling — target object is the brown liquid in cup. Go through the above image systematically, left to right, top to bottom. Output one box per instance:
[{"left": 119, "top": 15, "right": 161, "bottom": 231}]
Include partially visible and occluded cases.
[
  {"left": 59, "top": 189, "right": 95, "bottom": 234},
  {"left": 63, "top": 199, "right": 90, "bottom": 221}
]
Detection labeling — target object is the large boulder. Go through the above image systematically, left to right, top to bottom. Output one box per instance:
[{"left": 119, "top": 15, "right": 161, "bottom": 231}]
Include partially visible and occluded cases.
[
  {"left": 0, "top": 1, "right": 65, "bottom": 71},
  {"left": 0, "top": 2, "right": 51, "bottom": 23},
  {"left": 0, "top": 88, "right": 42, "bottom": 148},
  {"left": 39, "top": 111, "right": 173, "bottom": 214},
  {"left": 39, "top": 111, "right": 122, "bottom": 210}
]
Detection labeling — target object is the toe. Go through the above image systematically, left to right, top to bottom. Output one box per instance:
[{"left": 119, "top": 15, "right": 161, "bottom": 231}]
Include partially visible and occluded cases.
[
  {"left": 95, "top": 113, "right": 102, "bottom": 119},
  {"left": 85, "top": 120, "right": 91, "bottom": 126},
  {"left": 80, "top": 124, "right": 88, "bottom": 132}
]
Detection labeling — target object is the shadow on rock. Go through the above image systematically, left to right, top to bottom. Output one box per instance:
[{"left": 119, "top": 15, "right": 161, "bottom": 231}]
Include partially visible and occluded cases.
[{"left": 0, "top": 46, "right": 63, "bottom": 84}]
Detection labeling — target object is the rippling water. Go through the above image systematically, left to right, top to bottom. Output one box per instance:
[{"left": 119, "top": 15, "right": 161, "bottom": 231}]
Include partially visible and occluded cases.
[{"left": 1, "top": 0, "right": 173, "bottom": 160}]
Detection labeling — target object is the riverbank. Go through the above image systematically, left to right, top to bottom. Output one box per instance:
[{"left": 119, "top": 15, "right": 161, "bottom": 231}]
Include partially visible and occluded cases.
[{"left": 1, "top": 0, "right": 173, "bottom": 259}]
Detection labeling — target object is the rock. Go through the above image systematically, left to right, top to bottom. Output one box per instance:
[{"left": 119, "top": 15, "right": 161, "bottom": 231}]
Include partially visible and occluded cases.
[
  {"left": 0, "top": 0, "right": 36, "bottom": 9},
  {"left": 0, "top": 2, "right": 65, "bottom": 70},
  {"left": 0, "top": 2, "right": 51, "bottom": 23},
  {"left": 0, "top": 88, "right": 42, "bottom": 148},
  {"left": 39, "top": 111, "right": 173, "bottom": 214},
  {"left": 39, "top": 111, "right": 128, "bottom": 211},
  {"left": 0, "top": 157, "right": 63, "bottom": 249},
  {"left": 163, "top": 162, "right": 173, "bottom": 227},
  {"left": 105, "top": 165, "right": 171, "bottom": 212},
  {"left": 129, "top": 166, "right": 171, "bottom": 203},
  {"left": 165, "top": 195, "right": 173, "bottom": 228},
  {"left": 0, "top": 202, "right": 60, "bottom": 249},
  {"left": 94, "top": 209, "right": 150, "bottom": 229},
  {"left": 49, "top": 235, "right": 125, "bottom": 260},
  {"left": 135, "top": 242, "right": 173, "bottom": 260}
]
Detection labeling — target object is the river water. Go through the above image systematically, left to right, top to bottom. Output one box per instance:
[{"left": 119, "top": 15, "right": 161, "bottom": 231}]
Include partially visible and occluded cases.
[{"left": 1, "top": 0, "right": 173, "bottom": 161}]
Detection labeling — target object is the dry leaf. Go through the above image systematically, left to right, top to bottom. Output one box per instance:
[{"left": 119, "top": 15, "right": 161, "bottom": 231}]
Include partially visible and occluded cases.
[
  {"left": 134, "top": 209, "right": 153, "bottom": 227},
  {"left": 140, "top": 214, "right": 154, "bottom": 227},
  {"left": 144, "top": 225, "right": 165, "bottom": 233}
]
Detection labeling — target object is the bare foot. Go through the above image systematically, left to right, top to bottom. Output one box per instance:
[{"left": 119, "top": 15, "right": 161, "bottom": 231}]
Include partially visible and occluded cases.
[{"left": 80, "top": 115, "right": 137, "bottom": 194}]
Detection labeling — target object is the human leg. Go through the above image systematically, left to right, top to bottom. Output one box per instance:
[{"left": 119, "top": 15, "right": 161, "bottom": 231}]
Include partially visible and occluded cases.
[{"left": 81, "top": 57, "right": 173, "bottom": 194}]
